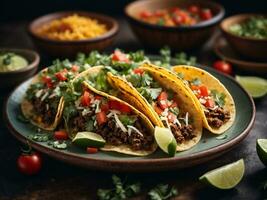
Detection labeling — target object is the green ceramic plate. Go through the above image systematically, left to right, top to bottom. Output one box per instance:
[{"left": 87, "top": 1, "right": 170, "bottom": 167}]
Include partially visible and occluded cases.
[{"left": 4, "top": 63, "right": 255, "bottom": 172}]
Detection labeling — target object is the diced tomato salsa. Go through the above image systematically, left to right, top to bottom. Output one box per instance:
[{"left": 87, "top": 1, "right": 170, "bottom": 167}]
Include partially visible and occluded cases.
[{"left": 139, "top": 5, "right": 213, "bottom": 27}]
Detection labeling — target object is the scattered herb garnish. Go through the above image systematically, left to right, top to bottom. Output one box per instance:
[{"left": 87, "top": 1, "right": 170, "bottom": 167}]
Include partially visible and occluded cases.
[
  {"left": 174, "top": 52, "right": 197, "bottom": 66},
  {"left": 191, "top": 78, "right": 202, "bottom": 86},
  {"left": 210, "top": 90, "right": 226, "bottom": 107},
  {"left": 28, "top": 133, "right": 51, "bottom": 142},
  {"left": 48, "top": 140, "right": 68, "bottom": 149},
  {"left": 97, "top": 175, "right": 141, "bottom": 200},
  {"left": 148, "top": 184, "right": 178, "bottom": 200}
]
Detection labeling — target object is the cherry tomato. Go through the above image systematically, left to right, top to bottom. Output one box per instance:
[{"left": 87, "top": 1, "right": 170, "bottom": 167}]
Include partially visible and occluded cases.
[
  {"left": 188, "top": 5, "right": 200, "bottom": 14},
  {"left": 200, "top": 9, "right": 213, "bottom": 20},
  {"left": 140, "top": 10, "right": 153, "bottom": 18},
  {"left": 172, "top": 12, "right": 187, "bottom": 25},
  {"left": 112, "top": 50, "right": 129, "bottom": 63},
  {"left": 213, "top": 60, "right": 233, "bottom": 75},
  {"left": 71, "top": 65, "right": 79, "bottom": 72},
  {"left": 133, "top": 68, "right": 144, "bottom": 75},
  {"left": 55, "top": 71, "right": 67, "bottom": 81},
  {"left": 42, "top": 76, "right": 53, "bottom": 88},
  {"left": 199, "top": 85, "right": 209, "bottom": 97},
  {"left": 81, "top": 91, "right": 91, "bottom": 107},
  {"left": 204, "top": 99, "right": 215, "bottom": 108},
  {"left": 108, "top": 100, "right": 131, "bottom": 113},
  {"left": 154, "top": 104, "right": 163, "bottom": 115},
  {"left": 96, "top": 111, "right": 107, "bottom": 126},
  {"left": 168, "top": 112, "right": 177, "bottom": 123},
  {"left": 54, "top": 130, "right": 68, "bottom": 140},
  {"left": 87, "top": 147, "right": 98, "bottom": 154},
  {"left": 17, "top": 152, "right": 42, "bottom": 175}
]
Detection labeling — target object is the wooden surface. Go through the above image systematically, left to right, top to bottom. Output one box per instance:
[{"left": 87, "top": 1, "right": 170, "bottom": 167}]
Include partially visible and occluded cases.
[{"left": 0, "top": 18, "right": 267, "bottom": 200}]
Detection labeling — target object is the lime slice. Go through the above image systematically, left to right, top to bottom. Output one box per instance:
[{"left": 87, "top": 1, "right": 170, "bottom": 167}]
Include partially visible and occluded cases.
[
  {"left": 236, "top": 75, "right": 267, "bottom": 98},
  {"left": 154, "top": 126, "right": 177, "bottom": 157},
  {"left": 72, "top": 132, "right": 106, "bottom": 148},
  {"left": 256, "top": 139, "right": 267, "bottom": 166},
  {"left": 199, "top": 159, "right": 245, "bottom": 189}
]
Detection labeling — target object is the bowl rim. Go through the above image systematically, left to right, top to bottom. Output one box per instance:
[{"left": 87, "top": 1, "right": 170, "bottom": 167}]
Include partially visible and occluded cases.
[
  {"left": 124, "top": 0, "right": 225, "bottom": 31},
  {"left": 28, "top": 10, "right": 119, "bottom": 44},
  {"left": 220, "top": 13, "right": 267, "bottom": 42},
  {"left": 0, "top": 48, "right": 40, "bottom": 74}
]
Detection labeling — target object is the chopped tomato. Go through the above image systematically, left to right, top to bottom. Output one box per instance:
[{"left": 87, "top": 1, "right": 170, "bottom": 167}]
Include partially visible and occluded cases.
[
  {"left": 188, "top": 5, "right": 200, "bottom": 14},
  {"left": 171, "top": 7, "right": 180, "bottom": 13},
  {"left": 200, "top": 9, "right": 212, "bottom": 20},
  {"left": 140, "top": 10, "right": 153, "bottom": 18},
  {"left": 154, "top": 10, "right": 165, "bottom": 17},
  {"left": 172, "top": 14, "right": 186, "bottom": 25},
  {"left": 112, "top": 50, "right": 129, "bottom": 63},
  {"left": 71, "top": 65, "right": 79, "bottom": 72},
  {"left": 133, "top": 68, "right": 144, "bottom": 75},
  {"left": 55, "top": 71, "right": 67, "bottom": 81},
  {"left": 42, "top": 76, "right": 53, "bottom": 88},
  {"left": 190, "top": 85, "right": 199, "bottom": 91},
  {"left": 199, "top": 85, "right": 209, "bottom": 97},
  {"left": 81, "top": 91, "right": 91, "bottom": 107},
  {"left": 157, "top": 91, "right": 168, "bottom": 101},
  {"left": 95, "top": 95, "right": 102, "bottom": 100},
  {"left": 205, "top": 99, "right": 215, "bottom": 108},
  {"left": 108, "top": 100, "right": 131, "bottom": 113},
  {"left": 158, "top": 100, "right": 168, "bottom": 110},
  {"left": 170, "top": 101, "right": 178, "bottom": 108},
  {"left": 100, "top": 103, "right": 109, "bottom": 113},
  {"left": 154, "top": 104, "right": 163, "bottom": 115},
  {"left": 96, "top": 111, "right": 107, "bottom": 125},
  {"left": 168, "top": 112, "right": 177, "bottom": 123},
  {"left": 54, "top": 130, "right": 68, "bottom": 140},
  {"left": 87, "top": 147, "right": 98, "bottom": 154}
]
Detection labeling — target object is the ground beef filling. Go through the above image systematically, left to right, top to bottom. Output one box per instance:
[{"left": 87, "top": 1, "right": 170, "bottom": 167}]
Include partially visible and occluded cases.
[
  {"left": 32, "top": 97, "right": 58, "bottom": 125},
  {"left": 205, "top": 107, "right": 230, "bottom": 128},
  {"left": 71, "top": 111, "right": 153, "bottom": 151},
  {"left": 170, "top": 123, "right": 195, "bottom": 144}
]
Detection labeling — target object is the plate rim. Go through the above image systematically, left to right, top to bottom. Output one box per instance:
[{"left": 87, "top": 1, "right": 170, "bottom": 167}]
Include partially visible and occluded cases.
[{"left": 4, "top": 65, "right": 256, "bottom": 171}]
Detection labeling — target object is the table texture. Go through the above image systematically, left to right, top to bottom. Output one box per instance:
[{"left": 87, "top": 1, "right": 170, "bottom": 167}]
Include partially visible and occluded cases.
[{"left": 0, "top": 19, "right": 266, "bottom": 200}]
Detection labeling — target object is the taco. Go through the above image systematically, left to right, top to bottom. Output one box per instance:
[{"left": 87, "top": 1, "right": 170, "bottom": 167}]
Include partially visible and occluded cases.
[
  {"left": 21, "top": 60, "right": 85, "bottom": 131},
  {"left": 140, "top": 63, "right": 235, "bottom": 134},
  {"left": 171, "top": 65, "right": 235, "bottom": 134},
  {"left": 106, "top": 66, "right": 203, "bottom": 151},
  {"left": 63, "top": 81, "right": 157, "bottom": 156}
]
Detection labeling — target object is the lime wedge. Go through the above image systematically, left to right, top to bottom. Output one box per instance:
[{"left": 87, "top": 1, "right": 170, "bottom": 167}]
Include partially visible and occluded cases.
[
  {"left": 236, "top": 76, "right": 267, "bottom": 98},
  {"left": 154, "top": 126, "right": 177, "bottom": 157},
  {"left": 72, "top": 132, "right": 106, "bottom": 148},
  {"left": 256, "top": 139, "right": 267, "bottom": 166},
  {"left": 199, "top": 159, "right": 245, "bottom": 189}
]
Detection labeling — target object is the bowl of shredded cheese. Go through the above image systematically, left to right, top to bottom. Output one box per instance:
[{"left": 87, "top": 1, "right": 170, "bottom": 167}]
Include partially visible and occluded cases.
[{"left": 29, "top": 11, "right": 119, "bottom": 57}]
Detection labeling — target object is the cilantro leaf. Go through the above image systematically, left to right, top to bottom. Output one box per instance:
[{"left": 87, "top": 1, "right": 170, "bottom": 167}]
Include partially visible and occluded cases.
[
  {"left": 174, "top": 52, "right": 197, "bottom": 65},
  {"left": 191, "top": 78, "right": 201, "bottom": 86},
  {"left": 210, "top": 90, "right": 226, "bottom": 107},
  {"left": 148, "top": 184, "right": 178, "bottom": 200}
]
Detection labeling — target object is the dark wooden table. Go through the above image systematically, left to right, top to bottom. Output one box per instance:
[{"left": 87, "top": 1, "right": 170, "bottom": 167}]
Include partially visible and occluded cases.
[{"left": 0, "top": 19, "right": 266, "bottom": 200}]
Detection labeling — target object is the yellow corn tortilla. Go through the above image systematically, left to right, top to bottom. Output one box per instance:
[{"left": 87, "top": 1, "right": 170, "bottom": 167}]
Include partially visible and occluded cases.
[{"left": 107, "top": 68, "right": 203, "bottom": 151}]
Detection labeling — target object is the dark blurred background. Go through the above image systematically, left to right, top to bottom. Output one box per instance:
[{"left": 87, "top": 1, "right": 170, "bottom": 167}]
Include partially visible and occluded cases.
[{"left": 1, "top": 0, "right": 267, "bottom": 22}]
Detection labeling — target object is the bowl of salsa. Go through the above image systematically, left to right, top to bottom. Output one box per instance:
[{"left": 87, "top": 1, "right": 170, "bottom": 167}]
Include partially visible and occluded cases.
[
  {"left": 125, "top": 0, "right": 224, "bottom": 50},
  {"left": 0, "top": 49, "right": 39, "bottom": 89}
]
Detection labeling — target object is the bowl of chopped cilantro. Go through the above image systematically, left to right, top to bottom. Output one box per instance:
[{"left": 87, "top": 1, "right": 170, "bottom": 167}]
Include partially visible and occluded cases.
[{"left": 221, "top": 14, "right": 267, "bottom": 60}]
